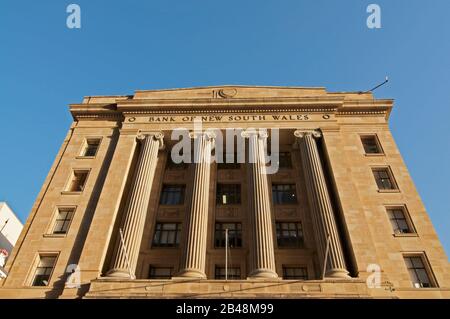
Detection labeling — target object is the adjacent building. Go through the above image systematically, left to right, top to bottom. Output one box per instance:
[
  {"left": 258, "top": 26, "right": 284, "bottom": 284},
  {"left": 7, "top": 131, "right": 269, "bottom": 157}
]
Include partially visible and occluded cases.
[
  {"left": 0, "top": 86, "right": 449, "bottom": 298},
  {"left": 0, "top": 202, "right": 23, "bottom": 279}
]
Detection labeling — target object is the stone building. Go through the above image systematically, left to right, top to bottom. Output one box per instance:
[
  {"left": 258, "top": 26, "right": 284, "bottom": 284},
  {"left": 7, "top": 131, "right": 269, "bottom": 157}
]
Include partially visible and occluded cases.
[{"left": 0, "top": 86, "right": 448, "bottom": 298}]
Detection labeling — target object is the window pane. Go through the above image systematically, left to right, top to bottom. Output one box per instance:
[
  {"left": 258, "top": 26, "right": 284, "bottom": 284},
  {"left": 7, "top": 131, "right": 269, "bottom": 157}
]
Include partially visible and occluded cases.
[
  {"left": 361, "top": 136, "right": 381, "bottom": 154},
  {"left": 83, "top": 139, "right": 100, "bottom": 156},
  {"left": 216, "top": 184, "right": 241, "bottom": 205},
  {"left": 272, "top": 184, "right": 297, "bottom": 204},
  {"left": 160, "top": 185, "right": 185, "bottom": 205},
  {"left": 152, "top": 223, "right": 181, "bottom": 247},
  {"left": 215, "top": 223, "right": 242, "bottom": 248}
]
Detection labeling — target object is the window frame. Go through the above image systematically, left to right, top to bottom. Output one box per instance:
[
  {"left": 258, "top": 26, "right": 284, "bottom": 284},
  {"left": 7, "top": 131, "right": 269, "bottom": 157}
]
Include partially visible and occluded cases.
[
  {"left": 360, "top": 134, "right": 384, "bottom": 155},
  {"left": 78, "top": 137, "right": 102, "bottom": 158},
  {"left": 371, "top": 167, "right": 399, "bottom": 192},
  {"left": 62, "top": 169, "right": 91, "bottom": 194},
  {"left": 216, "top": 183, "right": 242, "bottom": 205},
  {"left": 272, "top": 183, "right": 298, "bottom": 205},
  {"left": 159, "top": 184, "right": 186, "bottom": 206},
  {"left": 385, "top": 205, "right": 416, "bottom": 236},
  {"left": 45, "top": 206, "right": 77, "bottom": 237},
  {"left": 275, "top": 221, "right": 305, "bottom": 248},
  {"left": 151, "top": 222, "right": 182, "bottom": 248},
  {"left": 214, "top": 222, "right": 243, "bottom": 248},
  {"left": 29, "top": 253, "right": 59, "bottom": 287},
  {"left": 403, "top": 253, "right": 438, "bottom": 288},
  {"left": 214, "top": 265, "right": 242, "bottom": 280},
  {"left": 282, "top": 265, "right": 308, "bottom": 280},
  {"left": 148, "top": 266, "right": 174, "bottom": 279}
]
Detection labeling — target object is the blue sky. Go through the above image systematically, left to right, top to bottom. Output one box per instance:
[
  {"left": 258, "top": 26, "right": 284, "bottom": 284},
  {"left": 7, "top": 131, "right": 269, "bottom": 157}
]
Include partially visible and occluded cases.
[{"left": 1, "top": 1, "right": 449, "bottom": 256}]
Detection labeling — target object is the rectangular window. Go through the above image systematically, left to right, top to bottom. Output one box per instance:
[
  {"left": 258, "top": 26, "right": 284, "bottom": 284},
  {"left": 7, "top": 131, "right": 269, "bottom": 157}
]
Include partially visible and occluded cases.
[
  {"left": 361, "top": 135, "right": 382, "bottom": 154},
  {"left": 81, "top": 138, "right": 101, "bottom": 157},
  {"left": 278, "top": 152, "right": 293, "bottom": 169},
  {"left": 166, "top": 156, "right": 187, "bottom": 170},
  {"left": 372, "top": 168, "right": 397, "bottom": 190},
  {"left": 67, "top": 170, "right": 89, "bottom": 192},
  {"left": 216, "top": 184, "right": 241, "bottom": 205},
  {"left": 272, "top": 184, "right": 297, "bottom": 204},
  {"left": 159, "top": 185, "right": 185, "bottom": 205},
  {"left": 387, "top": 207, "right": 413, "bottom": 234},
  {"left": 52, "top": 208, "right": 75, "bottom": 234},
  {"left": 276, "top": 222, "right": 304, "bottom": 248},
  {"left": 152, "top": 223, "right": 181, "bottom": 247},
  {"left": 215, "top": 223, "right": 242, "bottom": 248},
  {"left": 31, "top": 255, "right": 57, "bottom": 286},
  {"left": 404, "top": 255, "right": 435, "bottom": 288},
  {"left": 148, "top": 266, "right": 173, "bottom": 279},
  {"left": 215, "top": 266, "right": 241, "bottom": 280},
  {"left": 282, "top": 266, "right": 308, "bottom": 280}
]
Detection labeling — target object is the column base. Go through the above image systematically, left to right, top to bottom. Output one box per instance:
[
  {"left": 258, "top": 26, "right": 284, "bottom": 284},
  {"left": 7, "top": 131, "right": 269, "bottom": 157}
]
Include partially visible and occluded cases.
[
  {"left": 105, "top": 268, "right": 135, "bottom": 279},
  {"left": 175, "top": 268, "right": 207, "bottom": 279},
  {"left": 248, "top": 268, "right": 279, "bottom": 279},
  {"left": 325, "top": 268, "right": 351, "bottom": 279}
]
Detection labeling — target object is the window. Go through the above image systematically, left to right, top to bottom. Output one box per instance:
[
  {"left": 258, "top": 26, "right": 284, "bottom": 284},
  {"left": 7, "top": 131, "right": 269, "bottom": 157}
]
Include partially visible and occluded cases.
[
  {"left": 361, "top": 135, "right": 382, "bottom": 154},
  {"left": 81, "top": 138, "right": 101, "bottom": 157},
  {"left": 278, "top": 152, "right": 293, "bottom": 169},
  {"left": 166, "top": 156, "right": 187, "bottom": 170},
  {"left": 372, "top": 168, "right": 397, "bottom": 190},
  {"left": 67, "top": 170, "right": 89, "bottom": 192},
  {"left": 216, "top": 184, "right": 241, "bottom": 205},
  {"left": 272, "top": 184, "right": 297, "bottom": 204},
  {"left": 159, "top": 185, "right": 185, "bottom": 205},
  {"left": 387, "top": 207, "right": 414, "bottom": 234},
  {"left": 52, "top": 208, "right": 75, "bottom": 234},
  {"left": 276, "top": 222, "right": 304, "bottom": 248},
  {"left": 152, "top": 223, "right": 181, "bottom": 247},
  {"left": 215, "top": 223, "right": 242, "bottom": 248},
  {"left": 31, "top": 255, "right": 57, "bottom": 286},
  {"left": 404, "top": 255, "right": 435, "bottom": 288},
  {"left": 148, "top": 266, "right": 173, "bottom": 279},
  {"left": 215, "top": 266, "right": 241, "bottom": 280},
  {"left": 282, "top": 266, "right": 308, "bottom": 280}
]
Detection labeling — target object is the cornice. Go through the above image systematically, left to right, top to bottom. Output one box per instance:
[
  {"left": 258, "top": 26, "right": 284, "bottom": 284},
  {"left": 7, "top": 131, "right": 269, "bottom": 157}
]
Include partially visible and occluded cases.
[{"left": 68, "top": 94, "right": 394, "bottom": 121}]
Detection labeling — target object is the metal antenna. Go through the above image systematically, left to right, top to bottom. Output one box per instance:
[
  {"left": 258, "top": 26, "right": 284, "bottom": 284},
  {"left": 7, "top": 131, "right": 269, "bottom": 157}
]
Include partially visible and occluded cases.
[{"left": 360, "top": 76, "right": 389, "bottom": 94}]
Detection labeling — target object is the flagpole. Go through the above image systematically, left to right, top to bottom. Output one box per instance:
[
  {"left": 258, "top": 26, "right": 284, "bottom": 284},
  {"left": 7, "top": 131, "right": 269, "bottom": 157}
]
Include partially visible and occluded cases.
[{"left": 225, "top": 228, "right": 228, "bottom": 281}]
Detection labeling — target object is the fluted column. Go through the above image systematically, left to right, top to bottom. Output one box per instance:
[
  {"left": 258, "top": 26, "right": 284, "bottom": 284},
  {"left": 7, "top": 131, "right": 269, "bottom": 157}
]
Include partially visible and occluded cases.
[
  {"left": 242, "top": 129, "right": 278, "bottom": 279},
  {"left": 294, "top": 130, "right": 350, "bottom": 279},
  {"left": 177, "top": 131, "right": 216, "bottom": 278},
  {"left": 107, "top": 132, "right": 164, "bottom": 278}
]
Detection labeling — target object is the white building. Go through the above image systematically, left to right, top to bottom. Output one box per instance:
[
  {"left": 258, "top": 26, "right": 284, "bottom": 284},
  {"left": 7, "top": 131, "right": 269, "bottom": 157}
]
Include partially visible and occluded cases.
[{"left": 0, "top": 202, "right": 23, "bottom": 278}]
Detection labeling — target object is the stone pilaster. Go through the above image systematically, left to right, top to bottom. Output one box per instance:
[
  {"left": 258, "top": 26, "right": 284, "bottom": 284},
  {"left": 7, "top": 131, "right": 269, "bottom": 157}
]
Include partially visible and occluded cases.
[
  {"left": 242, "top": 129, "right": 278, "bottom": 279},
  {"left": 294, "top": 130, "right": 350, "bottom": 279},
  {"left": 177, "top": 131, "right": 216, "bottom": 278},
  {"left": 107, "top": 132, "right": 164, "bottom": 278}
]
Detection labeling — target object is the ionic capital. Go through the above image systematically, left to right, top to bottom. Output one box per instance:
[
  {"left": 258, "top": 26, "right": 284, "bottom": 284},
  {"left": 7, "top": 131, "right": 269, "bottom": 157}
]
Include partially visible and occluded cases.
[
  {"left": 241, "top": 129, "right": 269, "bottom": 139},
  {"left": 293, "top": 129, "right": 322, "bottom": 139},
  {"left": 137, "top": 131, "right": 165, "bottom": 149}
]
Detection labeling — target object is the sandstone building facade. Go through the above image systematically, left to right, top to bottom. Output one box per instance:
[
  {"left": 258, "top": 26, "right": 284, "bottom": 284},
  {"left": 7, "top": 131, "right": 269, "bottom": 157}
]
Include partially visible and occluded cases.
[{"left": 0, "top": 86, "right": 448, "bottom": 298}]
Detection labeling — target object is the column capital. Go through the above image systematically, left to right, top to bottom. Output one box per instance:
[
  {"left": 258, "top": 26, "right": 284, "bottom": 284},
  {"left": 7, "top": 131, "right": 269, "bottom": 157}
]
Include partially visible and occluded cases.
[
  {"left": 241, "top": 129, "right": 268, "bottom": 139},
  {"left": 293, "top": 129, "right": 322, "bottom": 139},
  {"left": 137, "top": 131, "right": 164, "bottom": 149}
]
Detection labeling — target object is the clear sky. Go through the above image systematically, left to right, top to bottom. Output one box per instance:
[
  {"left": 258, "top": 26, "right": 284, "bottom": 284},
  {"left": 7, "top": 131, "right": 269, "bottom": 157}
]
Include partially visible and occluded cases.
[{"left": 1, "top": 1, "right": 449, "bottom": 256}]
